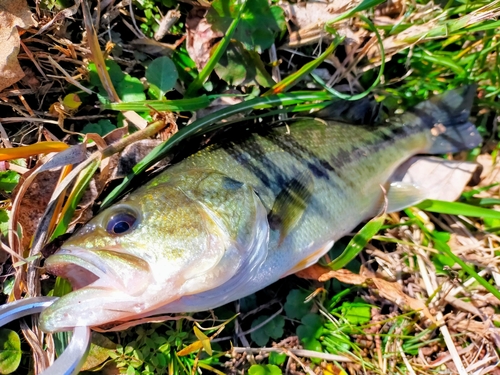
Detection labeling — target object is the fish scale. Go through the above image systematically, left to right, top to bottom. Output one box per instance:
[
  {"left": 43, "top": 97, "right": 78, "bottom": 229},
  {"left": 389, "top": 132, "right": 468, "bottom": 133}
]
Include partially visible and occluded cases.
[{"left": 39, "top": 87, "right": 482, "bottom": 332}]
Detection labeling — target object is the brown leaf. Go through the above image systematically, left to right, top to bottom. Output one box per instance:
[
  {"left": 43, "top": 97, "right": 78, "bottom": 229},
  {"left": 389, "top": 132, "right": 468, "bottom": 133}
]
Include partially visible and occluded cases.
[
  {"left": 0, "top": 0, "right": 35, "bottom": 91},
  {"left": 186, "top": 7, "right": 223, "bottom": 71},
  {"left": 390, "top": 156, "right": 479, "bottom": 202},
  {"left": 14, "top": 170, "right": 60, "bottom": 251},
  {"left": 295, "top": 263, "right": 332, "bottom": 280},
  {"left": 318, "top": 268, "right": 436, "bottom": 322},
  {"left": 318, "top": 269, "right": 368, "bottom": 284},
  {"left": 370, "top": 276, "right": 436, "bottom": 323}
]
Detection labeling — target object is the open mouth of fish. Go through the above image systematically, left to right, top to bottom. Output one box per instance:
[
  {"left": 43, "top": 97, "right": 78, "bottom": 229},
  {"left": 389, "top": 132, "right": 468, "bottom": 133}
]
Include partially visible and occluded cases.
[{"left": 44, "top": 246, "right": 154, "bottom": 297}]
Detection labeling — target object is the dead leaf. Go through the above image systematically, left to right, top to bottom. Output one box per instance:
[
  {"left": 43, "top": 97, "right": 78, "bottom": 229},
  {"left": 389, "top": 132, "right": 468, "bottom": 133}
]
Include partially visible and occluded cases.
[
  {"left": 0, "top": 0, "right": 35, "bottom": 91},
  {"left": 280, "top": 0, "right": 364, "bottom": 48},
  {"left": 281, "top": 1, "right": 355, "bottom": 29},
  {"left": 186, "top": 7, "right": 223, "bottom": 71},
  {"left": 390, "top": 156, "right": 479, "bottom": 202},
  {"left": 14, "top": 169, "right": 60, "bottom": 251},
  {"left": 295, "top": 263, "right": 331, "bottom": 280},
  {"left": 318, "top": 268, "right": 436, "bottom": 322},
  {"left": 318, "top": 268, "right": 367, "bottom": 284},
  {"left": 369, "top": 276, "right": 436, "bottom": 323}
]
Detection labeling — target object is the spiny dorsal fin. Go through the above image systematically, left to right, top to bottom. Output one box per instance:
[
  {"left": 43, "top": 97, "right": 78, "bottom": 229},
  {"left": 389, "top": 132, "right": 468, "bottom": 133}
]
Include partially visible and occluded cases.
[{"left": 268, "top": 170, "right": 314, "bottom": 244}]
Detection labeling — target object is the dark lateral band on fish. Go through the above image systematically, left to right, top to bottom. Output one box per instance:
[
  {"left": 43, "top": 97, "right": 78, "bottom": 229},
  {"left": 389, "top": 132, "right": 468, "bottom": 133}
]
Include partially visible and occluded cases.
[{"left": 39, "top": 86, "right": 481, "bottom": 332}]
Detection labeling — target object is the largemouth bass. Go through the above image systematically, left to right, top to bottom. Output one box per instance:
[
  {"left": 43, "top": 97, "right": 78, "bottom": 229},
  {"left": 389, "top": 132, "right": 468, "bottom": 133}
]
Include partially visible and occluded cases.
[{"left": 40, "top": 87, "right": 481, "bottom": 332}]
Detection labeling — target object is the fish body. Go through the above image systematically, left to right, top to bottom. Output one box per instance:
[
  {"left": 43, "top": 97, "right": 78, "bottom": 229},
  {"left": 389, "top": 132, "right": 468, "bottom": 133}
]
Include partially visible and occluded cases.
[{"left": 40, "top": 87, "right": 481, "bottom": 332}]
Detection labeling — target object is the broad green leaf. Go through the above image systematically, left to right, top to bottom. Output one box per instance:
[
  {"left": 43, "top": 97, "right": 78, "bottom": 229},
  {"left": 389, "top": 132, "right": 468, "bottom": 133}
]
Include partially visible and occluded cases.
[
  {"left": 207, "top": 0, "right": 285, "bottom": 53},
  {"left": 214, "top": 41, "right": 275, "bottom": 86},
  {"left": 146, "top": 56, "right": 178, "bottom": 98},
  {"left": 88, "top": 60, "right": 124, "bottom": 88},
  {"left": 117, "top": 75, "right": 146, "bottom": 102},
  {"left": 82, "top": 119, "right": 117, "bottom": 136},
  {"left": 0, "top": 171, "right": 19, "bottom": 193},
  {"left": 416, "top": 199, "right": 500, "bottom": 219},
  {"left": 0, "top": 210, "right": 8, "bottom": 236},
  {"left": 328, "top": 215, "right": 385, "bottom": 270},
  {"left": 2, "top": 278, "right": 14, "bottom": 296},
  {"left": 284, "top": 289, "right": 312, "bottom": 320},
  {"left": 338, "top": 302, "right": 371, "bottom": 325},
  {"left": 297, "top": 313, "right": 323, "bottom": 342},
  {"left": 250, "top": 315, "right": 285, "bottom": 346},
  {"left": 0, "top": 329, "right": 21, "bottom": 374},
  {"left": 81, "top": 332, "right": 117, "bottom": 371},
  {"left": 268, "top": 351, "right": 287, "bottom": 366},
  {"left": 248, "top": 364, "right": 282, "bottom": 375}
]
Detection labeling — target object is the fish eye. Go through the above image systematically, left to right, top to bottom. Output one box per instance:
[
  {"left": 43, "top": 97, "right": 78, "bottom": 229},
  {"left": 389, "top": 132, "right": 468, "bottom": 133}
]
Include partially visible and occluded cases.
[{"left": 106, "top": 210, "right": 138, "bottom": 235}]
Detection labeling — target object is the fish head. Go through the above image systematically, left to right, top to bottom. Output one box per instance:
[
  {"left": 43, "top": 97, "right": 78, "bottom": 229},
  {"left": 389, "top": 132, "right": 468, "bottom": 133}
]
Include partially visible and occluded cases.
[{"left": 39, "top": 168, "right": 269, "bottom": 332}]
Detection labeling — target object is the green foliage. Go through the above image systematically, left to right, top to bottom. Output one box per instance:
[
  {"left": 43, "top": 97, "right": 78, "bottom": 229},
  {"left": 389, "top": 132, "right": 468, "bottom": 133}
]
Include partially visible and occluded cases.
[
  {"left": 133, "top": 0, "right": 178, "bottom": 38},
  {"left": 199, "top": 0, "right": 285, "bottom": 86},
  {"left": 207, "top": 0, "right": 285, "bottom": 53},
  {"left": 214, "top": 41, "right": 275, "bottom": 87},
  {"left": 146, "top": 56, "right": 179, "bottom": 98},
  {"left": 88, "top": 60, "right": 124, "bottom": 87},
  {"left": 88, "top": 60, "right": 146, "bottom": 103},
  {"left": 117, "top": 75, "right": 147, "bottom": 102},
  {"left": 82, "top": 119, "right": 117, "bottom": 136},
  {"left": 0, "top": 171, "right": 19, "bottom": 193},
  {"left": 0, "top": 210, "right": 8, "bottom": 237},
  {"left": 1, "top": 278, "right": 13, "bottom": 296},
  {"left": 283, "top": 289, "right": 313, "bottom": 320},
  {"left": 333, "top": 301, "right": 371, "bottom": 325},
  {"left": 296, "top": 313, "right": 324, "bottom": 364},
  {"left": 250, "top": 315, "right": 285, "bottom": 346},
  {"left": 104, "top": 321, "right": 222, "bottom": 375},
  {"left": 0, "top": 329, "right": 21, "bottom": 374},
  {"left": 81, "top": 333, "right": 117, "bottom": 371},
  {"left": 268, "top": 352, "right": 286, "bottom": 366},
  {"left": 248, "top": 364, "right": 282, "bottom": 375}
]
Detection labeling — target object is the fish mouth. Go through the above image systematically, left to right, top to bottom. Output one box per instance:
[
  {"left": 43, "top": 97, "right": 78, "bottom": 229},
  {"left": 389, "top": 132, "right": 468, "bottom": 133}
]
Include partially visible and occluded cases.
[
  {"left": 44, "top": 246, "right": 153, "bottom": 296},
  {"left": 40, "top": 247, "right": 157, "bottom": 332}
]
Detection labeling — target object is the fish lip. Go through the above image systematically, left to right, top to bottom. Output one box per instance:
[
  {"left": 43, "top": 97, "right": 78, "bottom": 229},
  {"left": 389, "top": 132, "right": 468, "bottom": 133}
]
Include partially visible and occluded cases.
[{"left": 44, "top": 246, "right": 153, "bottom": 296}]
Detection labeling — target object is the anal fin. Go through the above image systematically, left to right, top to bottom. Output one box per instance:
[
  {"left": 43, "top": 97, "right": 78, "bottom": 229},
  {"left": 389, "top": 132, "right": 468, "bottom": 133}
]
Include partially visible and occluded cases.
[{"left": 386, "top": 181, "right": 427, "bottom": 213}]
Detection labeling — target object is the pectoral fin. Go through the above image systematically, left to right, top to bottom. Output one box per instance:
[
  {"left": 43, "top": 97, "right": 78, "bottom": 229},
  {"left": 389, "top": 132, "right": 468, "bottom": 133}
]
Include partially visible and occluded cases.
[{"left": 268, "top": 170, "right": 314, "bottom": 244}]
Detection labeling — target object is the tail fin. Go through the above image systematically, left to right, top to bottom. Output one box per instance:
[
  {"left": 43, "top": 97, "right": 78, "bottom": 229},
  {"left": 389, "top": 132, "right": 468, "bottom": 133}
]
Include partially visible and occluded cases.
[{"left": 412, "top": 85, "right": 482, "bottom": 154}]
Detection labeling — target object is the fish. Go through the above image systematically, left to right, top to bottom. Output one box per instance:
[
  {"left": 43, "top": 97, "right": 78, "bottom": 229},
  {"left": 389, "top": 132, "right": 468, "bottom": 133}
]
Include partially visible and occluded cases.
[{"left": 39, "top": 87, "right": 481, "bottom": 332}]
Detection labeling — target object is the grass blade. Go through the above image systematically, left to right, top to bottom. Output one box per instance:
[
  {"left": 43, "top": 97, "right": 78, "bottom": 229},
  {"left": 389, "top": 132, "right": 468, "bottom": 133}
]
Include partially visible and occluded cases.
[
  {"left": 264, "top": 40, "right": 343, "bottom": 95},
  {"left": 102, "top": 96, "right": 212, "bottom": 112},
  {"left": 416, "top": 199, "right": 500, "bottom": 219},
  {"left": 327, "top": 215, "right": 385, "bottom": 270}
]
